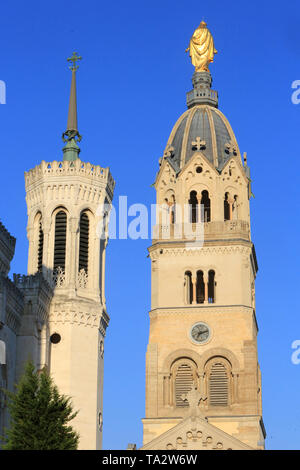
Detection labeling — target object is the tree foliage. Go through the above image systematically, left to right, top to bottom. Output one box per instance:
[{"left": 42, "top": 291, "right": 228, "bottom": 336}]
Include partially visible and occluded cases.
[{"left": 1, "top": 361, "right": 79, "bottom": 450}]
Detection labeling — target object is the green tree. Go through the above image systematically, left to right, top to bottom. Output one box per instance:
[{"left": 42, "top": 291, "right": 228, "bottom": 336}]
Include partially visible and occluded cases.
[{"left": 1, "top": 360, "right": 79, "bottom": 450}]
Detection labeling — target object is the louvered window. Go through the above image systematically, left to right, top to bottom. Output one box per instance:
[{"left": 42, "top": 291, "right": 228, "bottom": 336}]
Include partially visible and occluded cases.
[
  {"left": 53, "top": 211, "right": 67, "bottom": 271},
  {"left": 79, "top": 212, "right": 89, "bottom": 273},
  {"left": 37, "top": 220, "right": 44, "bottom": 272},
  {"left": 175, "top": 362, "right": 195, "bottom": 407},
  {"left": 209, "top": 362, "right": 229, "bottom": 406}
]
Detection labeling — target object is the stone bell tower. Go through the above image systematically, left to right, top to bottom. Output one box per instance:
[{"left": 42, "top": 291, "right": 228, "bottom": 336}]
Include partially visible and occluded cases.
[
  {"left": 141, "top": 23, "right": 265, "bottom": 451},
  {"left": 24, "top": 53, "right": 115, "bottom": 449}
]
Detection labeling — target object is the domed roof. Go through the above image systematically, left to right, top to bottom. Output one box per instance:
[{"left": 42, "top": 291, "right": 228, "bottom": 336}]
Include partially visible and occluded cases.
[{"left": 163, "top": 104, "right": 240, "bottom": 173}]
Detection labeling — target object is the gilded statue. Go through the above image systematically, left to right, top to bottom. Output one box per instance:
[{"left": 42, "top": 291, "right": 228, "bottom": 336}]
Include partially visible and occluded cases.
[{"left": 185, "top": 21, "right": 217, "bottom": 72}]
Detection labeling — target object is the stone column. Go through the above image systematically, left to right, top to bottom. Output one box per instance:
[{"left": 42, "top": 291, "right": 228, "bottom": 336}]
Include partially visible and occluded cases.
[
  {"left": 197, "top": 196, "right": 202, "bottom": 223},
  {"left": 228, "top": 196, "right": 234, "bottom": 221},
  {"left": 168, "top": 202, "right": 173, "bottom": 224},
  {"left": 42, "top": 219, "right": 51, "bottom": 282},
  {"left": 27, "top": 226, "right": 35, "bottom": 274},
  {"left": 101, "top": 239, "right": 108, "bottom": 306},
  {"left": 204, "top": 274, "right": 208, "bottom": 304},
  {"left": 192, "top": 277, "right": 197, "bottom": 304},
  {"left": 198, "top": 373, "right": 206, "bottom": 409},
  {"left": 233, "top": 373, "right": 239, "bottom": 404},
  {"left": 169, "top": 374, "right": 174, "bottom": 406},
  {"left": 163, "top": 375, "right": 170, "bottom": 406}
]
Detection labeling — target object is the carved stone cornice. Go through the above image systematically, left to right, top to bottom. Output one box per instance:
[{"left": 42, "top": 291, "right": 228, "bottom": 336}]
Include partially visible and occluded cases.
[
  {"left": 25, "top": 159, "right": 115, "bottom": 203},
  {"left": 149, "top": 244, "right": 252, "bottom": 260},
  {"left": 49, "top": 300, "right": 109, "bottom": 330},
  {"left": 149, "top": 305, "right": 255, "bottom": 319}
]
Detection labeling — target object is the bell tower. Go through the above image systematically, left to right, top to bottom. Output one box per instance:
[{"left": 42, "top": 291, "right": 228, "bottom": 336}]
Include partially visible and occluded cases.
[
  {"left": 142, "top": 23, "right": 265, "bottom": 451},
  {"left": 24, "top": 53, "right": 115, "bottom": 449}
]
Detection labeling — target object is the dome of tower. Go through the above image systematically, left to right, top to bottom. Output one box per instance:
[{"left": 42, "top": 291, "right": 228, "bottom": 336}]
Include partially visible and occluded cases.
[{"left": 163, "top": 104, "right": 240, "bottom": 173}]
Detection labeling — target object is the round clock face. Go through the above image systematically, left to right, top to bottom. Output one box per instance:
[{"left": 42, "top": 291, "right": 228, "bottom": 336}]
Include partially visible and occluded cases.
[{"left": 190, "top": 322, "right": 210, "bottom": 344}]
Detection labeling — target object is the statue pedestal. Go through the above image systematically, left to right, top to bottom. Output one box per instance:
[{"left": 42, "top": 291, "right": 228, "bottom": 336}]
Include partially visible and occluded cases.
[{"left": 186, "top": 71, "right": 218, "bottom": 108}]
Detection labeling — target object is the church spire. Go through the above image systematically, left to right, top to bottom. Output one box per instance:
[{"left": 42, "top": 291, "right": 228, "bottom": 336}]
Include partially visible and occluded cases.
[{"left": 62, "top": 52, "right": 82, "bottom": 161}]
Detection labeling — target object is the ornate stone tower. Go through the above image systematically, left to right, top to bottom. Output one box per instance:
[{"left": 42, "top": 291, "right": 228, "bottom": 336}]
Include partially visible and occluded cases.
[
  {"left": 141, "top": 24, "right": 265, "bottom": 450},
  {"left": 24, "top": 53, "right": 115, "bottom": 449}
]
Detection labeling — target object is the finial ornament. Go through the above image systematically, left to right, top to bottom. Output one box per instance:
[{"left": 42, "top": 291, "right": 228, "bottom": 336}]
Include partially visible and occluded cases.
[
  {"left": 185, "top": 21, "right": 217, "bottom": 72},
  {"left": 67, "top": 51, "right": 82, "bottom": 71},
  {"left": 224, "top": 141, "right": 237, "bottom": 156},
  {"left": 163, "top": 145, "right": 175, "bottom": 158}
]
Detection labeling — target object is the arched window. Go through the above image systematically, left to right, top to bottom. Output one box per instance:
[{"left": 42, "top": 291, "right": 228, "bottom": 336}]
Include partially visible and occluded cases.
[
  {"left": 201, "top": 190, "right": 211, "bottom": 222},
  {"left": 189, "top": 191, "right": 198, "bottom": 223},
  {"left": 224, "top": 192, "right": 230, "bottom": 221},
  {"left": 170, "top": 195, "right": 176, "bottom": 224},
  {"left": 53, "top": 210, "right": 67, "bottom": 271},
  {"left": 79, "top": 212, "right": 89, "bottom": 274},
  {"left": 34, "top": 213, "right": 44, "bottom": 273},
  {"left": 37, "top": 219, "right": 44, "bottom": 272},
  {"left": 196, "top": 270, "right": 205, "bottom": 304},
  {"left": 208, "top": 270, "right": 215, "bottom": 303},
  {"left": 184, "top": 271, "right": 193, "bottom": 304},
  {"left": 206, "top": 357, "right": 231, "bottom": 407},
  {"left": 172, "top": 359, "right": 198, "bottom": 408}
]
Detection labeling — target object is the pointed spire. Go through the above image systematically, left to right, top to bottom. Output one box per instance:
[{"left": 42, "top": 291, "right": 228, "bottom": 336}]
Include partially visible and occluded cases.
[
  {"left": 62, "top": 52, "right": 82, "bottom": 161},
  {"left": 67, "top": 67, "right": 78, "bottom": 132}
]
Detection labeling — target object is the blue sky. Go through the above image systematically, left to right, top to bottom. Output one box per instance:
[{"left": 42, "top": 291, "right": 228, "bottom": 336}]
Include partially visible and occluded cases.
[{"left": 0, "top": 0, "right": 300, "bottom": 450}]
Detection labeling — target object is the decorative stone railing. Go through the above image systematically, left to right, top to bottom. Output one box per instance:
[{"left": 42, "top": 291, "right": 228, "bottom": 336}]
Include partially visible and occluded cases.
[
  {"left": 152, "top": 220, "right": 250, "bottom": 242},
  {"left": 52, "top": 267, "right": 66, "bottom": 288},
  {"left": 77, "top": 269, "right": 88, "bottom": 289}
]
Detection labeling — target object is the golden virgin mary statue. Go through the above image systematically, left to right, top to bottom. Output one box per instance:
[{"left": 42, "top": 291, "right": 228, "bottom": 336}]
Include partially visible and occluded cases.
[{"left": 186, "top": 21, "right": 217, "bottom": 72}]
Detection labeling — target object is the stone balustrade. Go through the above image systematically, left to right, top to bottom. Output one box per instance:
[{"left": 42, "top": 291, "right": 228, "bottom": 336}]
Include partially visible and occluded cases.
[{"left": 153, "top": 220, "right": 250, "bottom": 242}]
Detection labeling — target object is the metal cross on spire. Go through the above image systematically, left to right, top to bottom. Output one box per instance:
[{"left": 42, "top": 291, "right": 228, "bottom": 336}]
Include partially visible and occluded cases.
[{"left": 67, "top": 51, "right": 82, "bottom": 71}]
